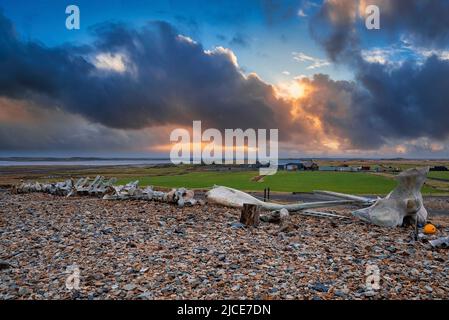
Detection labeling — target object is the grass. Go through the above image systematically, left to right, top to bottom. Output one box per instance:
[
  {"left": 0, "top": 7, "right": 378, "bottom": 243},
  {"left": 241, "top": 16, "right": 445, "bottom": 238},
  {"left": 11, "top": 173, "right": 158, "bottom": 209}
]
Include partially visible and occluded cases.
[
  {"left": 2, "top": 163, "right": 445, "bottom": 195},
  {"left": 0, "top": 164, "right": 197, "bottom": 185},
  {"left": 116, "top": 171, "right": 440, "bottom": 195},
  {"left": 428, "top": 171, "right": 449, "bottom": 181}
]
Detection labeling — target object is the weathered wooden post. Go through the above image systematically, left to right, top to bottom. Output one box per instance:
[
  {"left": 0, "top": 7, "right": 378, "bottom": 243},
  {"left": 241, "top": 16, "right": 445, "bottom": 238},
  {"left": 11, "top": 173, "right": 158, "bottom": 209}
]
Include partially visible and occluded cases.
[{"left": 240, "top": 203, "right": 260, "bottom": 227}]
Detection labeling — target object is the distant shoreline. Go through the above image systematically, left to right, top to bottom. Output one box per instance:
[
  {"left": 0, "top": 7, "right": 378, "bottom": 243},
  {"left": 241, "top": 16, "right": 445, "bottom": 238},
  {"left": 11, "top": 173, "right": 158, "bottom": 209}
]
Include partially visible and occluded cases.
[
  {"left": 1, "top": 156, "right": 449, "bottom": 162},
  {"left": 1, "top": 157, "right": 449, "bottom": 167},
  {"left": 0, "top": 159, "right": 173, "bottom": 167}
]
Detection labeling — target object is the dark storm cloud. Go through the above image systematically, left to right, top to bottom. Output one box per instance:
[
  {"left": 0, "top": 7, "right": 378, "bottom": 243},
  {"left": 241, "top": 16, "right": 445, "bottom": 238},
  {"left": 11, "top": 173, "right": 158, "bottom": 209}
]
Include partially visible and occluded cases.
[
  {"left": 305, "top": 0, "right": 449, "bottom": 148},
  {"left": 310, "top": 0, "right": 449, "bottom": 61},
  {"left": 371, "top": 0, "right": 449, "bottom": 48},
  {"left": 309, "top": 1, "right": 355, "bottom": 62},
  {"left": 0, "top": 12, "right": 285, "bottom": 132},
  {"left": 299, "top": 57, "right": 449, "bottom": 150},
  {"left": 292, "top": 74, "right": 386, "bottom": 149},
  {"left": 0, "top": 98, "right": 166, "bottom": 152},
  {"left": 0, "top": 117, "right": 133, "bottom": 152}
]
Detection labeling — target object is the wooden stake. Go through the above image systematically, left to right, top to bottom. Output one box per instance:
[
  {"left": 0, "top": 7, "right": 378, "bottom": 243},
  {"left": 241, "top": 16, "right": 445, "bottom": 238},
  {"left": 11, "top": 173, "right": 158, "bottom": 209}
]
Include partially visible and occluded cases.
[{"left": 240, "top": 203, "right": 260, "bottom": 227}]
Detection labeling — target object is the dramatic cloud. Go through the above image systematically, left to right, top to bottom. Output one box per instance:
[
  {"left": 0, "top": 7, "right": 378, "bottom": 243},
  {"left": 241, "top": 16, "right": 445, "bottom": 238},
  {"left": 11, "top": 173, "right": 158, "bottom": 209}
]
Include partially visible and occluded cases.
[
  {"left": 305, "top": 0, "right": 449, "bottom": 150},
  {"left": 311, "top": 0, "right": 449, "bottom": 61},
  {"left": 360, "top": 0, "right": 449, "bottom": 47},
  {"left": 2, "top": 1, "right": 449, "bottom": 157},
  {"left": 0, "top": 12, "right": 288, "bottom": 132},
  {"left": 0, "top": 98, "right": 169, "bottom": 152}
]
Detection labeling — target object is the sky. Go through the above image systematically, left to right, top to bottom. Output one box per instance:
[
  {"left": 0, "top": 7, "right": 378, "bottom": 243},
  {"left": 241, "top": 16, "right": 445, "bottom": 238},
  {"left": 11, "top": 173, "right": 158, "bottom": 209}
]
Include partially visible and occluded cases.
[{"left": 1, "top": 0, "right": 449, "bottom": 158}]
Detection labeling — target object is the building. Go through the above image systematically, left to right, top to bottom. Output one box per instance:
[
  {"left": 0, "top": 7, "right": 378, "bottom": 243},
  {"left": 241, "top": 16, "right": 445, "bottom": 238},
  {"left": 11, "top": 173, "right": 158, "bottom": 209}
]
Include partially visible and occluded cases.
[
  {"left": 301, "top": 160, "right": 319, "bottom": 171},
  {"left": 285, "top": 162, "right": 304, "bottom": 171},
  {"left": 319, "top": 165, "right": 362, "bottom": 172},
  {"left": 376, "top": 165, "right": 401, "bottom": 173},
  {"left": 319, "top": 166, "right": 338, "bottom": 171},
  {"left": 336, "top": 166, "right": 360, "bottom": 172},
  {"left": 430, "top": 166, "right": 448, "bottom": 171}
]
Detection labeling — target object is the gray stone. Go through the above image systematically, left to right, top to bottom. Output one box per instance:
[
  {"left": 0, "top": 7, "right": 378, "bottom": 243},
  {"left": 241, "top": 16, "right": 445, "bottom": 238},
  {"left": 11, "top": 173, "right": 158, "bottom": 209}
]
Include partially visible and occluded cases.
[
  {"left": 230, "top": 222, "right": 245, "bottom": 229},
  {"left": 0, "top": 260, "right": 11, "bottom": 270},
  {"left": 309, "top": 282, "right": 329, "bottom": 293},
  {"left": 123, "top": 284, "right": 136, "bottom": 291},
  {"left": 137, "top": 291, "right": 153, "bottom": 299}
]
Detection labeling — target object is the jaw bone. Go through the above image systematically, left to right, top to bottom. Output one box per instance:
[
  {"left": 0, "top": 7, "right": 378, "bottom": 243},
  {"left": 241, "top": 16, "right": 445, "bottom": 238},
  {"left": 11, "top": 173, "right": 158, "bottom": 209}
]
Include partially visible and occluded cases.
[
  {"left": 352, "top": 167, "right": 429, "bottom": 227},
  {"left": 205, "top": 185, "right": 357, "bottom": 212}
]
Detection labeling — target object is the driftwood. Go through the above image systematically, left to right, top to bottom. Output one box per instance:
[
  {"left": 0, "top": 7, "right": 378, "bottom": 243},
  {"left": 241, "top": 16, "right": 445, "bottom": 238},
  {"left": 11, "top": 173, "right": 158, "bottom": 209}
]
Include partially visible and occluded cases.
[
  {"left": 352, "top": 167, "right": 429, "bottom": 227},
  {"left": 240, "top": 204, "right": 260, "bottom": 227}
]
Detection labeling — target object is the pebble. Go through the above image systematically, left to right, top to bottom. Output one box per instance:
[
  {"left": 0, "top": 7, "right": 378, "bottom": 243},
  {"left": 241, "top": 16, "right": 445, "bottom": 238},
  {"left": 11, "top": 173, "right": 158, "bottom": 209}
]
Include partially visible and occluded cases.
[
  {"left": 0, "top": 191, "right": 448, "bottom": 300},
  {"left": 230, "top": 222, "right": 245, "bottom": 229},
  {"left": 0, "top": 261, "right": 12, "bottom": 270},
  {"left": 309, "top": 282, "right": 329, "bottom": 293},
  {"left": 123, "top": 284, "right": 136, "bottom": 291},
  {"left": 18, "top": 287, "right": 31, "bottom": 296},
  {"left": 334, "top": 290, "right": 346, "bottom": 297},
  {"left": 363, "top": 290, "right": 377, "bottom": 297},
  {"left": 137, "top": 291, "right": 153, "bottom": 299}
]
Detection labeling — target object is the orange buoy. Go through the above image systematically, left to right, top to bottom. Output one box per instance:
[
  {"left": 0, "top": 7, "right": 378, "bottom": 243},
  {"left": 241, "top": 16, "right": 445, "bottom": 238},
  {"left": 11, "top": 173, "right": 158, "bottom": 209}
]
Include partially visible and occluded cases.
[{"left": 423, "top": 223, "right": 437, "bottom": 235}]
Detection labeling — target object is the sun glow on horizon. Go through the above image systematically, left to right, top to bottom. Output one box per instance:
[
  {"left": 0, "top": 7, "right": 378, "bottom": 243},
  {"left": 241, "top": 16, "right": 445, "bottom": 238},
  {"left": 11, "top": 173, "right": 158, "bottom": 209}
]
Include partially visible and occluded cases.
[{"left": 151, "top": 142, "right": 258, "bottom": 153}]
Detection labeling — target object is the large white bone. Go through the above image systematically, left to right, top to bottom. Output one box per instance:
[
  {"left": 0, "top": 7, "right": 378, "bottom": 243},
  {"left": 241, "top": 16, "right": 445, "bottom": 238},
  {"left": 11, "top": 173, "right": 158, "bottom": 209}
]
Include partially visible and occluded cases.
[
  {"left": 352, "top": 167, "right": 429, "bottom": 227},
  {"left": 205, "top": 185, "right": 356, "bottom": 212}
]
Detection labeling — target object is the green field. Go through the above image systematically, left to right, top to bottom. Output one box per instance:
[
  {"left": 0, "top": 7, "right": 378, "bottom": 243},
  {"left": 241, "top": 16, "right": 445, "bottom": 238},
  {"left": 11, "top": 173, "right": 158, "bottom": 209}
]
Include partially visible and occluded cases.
[
  {"left": 116, "top": 171, "right": 439, "bottom": 195},
  {"left": 428, "top": 171, "right": 449, "bottom": 181}
]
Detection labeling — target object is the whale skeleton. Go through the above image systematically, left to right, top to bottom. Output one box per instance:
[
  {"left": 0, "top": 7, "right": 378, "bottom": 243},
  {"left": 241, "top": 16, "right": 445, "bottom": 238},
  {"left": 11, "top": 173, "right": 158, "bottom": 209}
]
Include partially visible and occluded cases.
[
  {"left": 13, "top": 167, "right": 430, "bottom": 228},
  {"left": 13, "top": 176, "right": 198, "bottom": 207}
]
